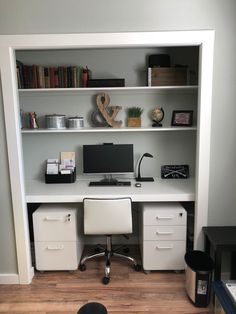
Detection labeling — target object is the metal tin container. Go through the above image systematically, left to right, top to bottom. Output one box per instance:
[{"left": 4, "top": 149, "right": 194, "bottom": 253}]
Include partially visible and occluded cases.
[
  {"left": 45, "top": 114, "right": 66, "bottom": 129},
  {"left": 68, "top": 116, "right": 84, "bottom": 129}
]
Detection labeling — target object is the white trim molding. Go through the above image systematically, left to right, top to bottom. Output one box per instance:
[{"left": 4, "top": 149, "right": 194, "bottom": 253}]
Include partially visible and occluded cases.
[{"left": 0, "top": 274, "right": 19, "bottom": 284}]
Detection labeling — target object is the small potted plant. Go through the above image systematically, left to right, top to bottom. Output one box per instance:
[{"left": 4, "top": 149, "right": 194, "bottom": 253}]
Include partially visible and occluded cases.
[{"left": 127, "top": 107, "right": 143, "bottom": 127}]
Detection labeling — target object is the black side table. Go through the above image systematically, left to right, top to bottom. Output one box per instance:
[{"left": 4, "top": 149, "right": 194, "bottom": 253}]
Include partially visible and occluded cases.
[
  {"left": 203, "top": 226, "right": 236, "bottom": 281},
  {"left": 213, "top": 281, "right": 236, "bottom": 313}
]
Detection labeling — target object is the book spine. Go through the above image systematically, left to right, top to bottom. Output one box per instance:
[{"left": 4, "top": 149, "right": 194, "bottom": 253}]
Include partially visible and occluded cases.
[
  {"left": 38, "top": 65, "right": 45, "bottom": 88},
  {"left": 44, "top": 67, "right": 50, "bottom": 88},
  {"left": 49, "top": 67, "right": 55, "bottom": 88},
  {"left": 54, "top": 67, "right": 59, "bottom": 88},
  {"left": 147, "top": 67, "right": 152, "bottom": 87}
]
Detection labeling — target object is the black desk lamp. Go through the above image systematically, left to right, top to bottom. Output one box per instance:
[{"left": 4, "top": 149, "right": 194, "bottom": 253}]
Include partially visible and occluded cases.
[{"left": 136, "top": 153, "right": 154, "bottom": 182}]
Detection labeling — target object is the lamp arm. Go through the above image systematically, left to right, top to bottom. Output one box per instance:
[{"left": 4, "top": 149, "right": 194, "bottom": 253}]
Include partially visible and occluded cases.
[{"left": 137, "top": 155, "right": 145, "bottom": 179}]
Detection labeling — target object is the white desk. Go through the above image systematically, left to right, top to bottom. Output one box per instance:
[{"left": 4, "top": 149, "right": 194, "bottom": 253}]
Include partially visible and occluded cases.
[
  {"left": 25, "top": 177, "right": 195, "bottom": 203},
  {"left": 26, "top": 177, "right": 194, "bottom": 271}
]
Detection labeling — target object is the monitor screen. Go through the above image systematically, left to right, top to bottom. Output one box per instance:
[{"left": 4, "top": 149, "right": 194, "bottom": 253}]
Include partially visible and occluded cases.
[{"left": 83, "top": 144, "right": 134, "bottom": 174}]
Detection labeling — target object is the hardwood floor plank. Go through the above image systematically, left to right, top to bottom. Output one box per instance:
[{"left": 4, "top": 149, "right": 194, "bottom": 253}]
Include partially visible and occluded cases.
[{"left": 0, "top": 246, "right": 213, "bottom": 313}]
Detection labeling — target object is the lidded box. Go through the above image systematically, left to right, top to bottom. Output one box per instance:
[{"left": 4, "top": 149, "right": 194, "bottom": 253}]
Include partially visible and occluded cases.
[
  {"left": 45, "top": 114, "right": 66, "bottom": 129},
  {"left": 68, "top": 116, "right": 84, "bottom": 129}
]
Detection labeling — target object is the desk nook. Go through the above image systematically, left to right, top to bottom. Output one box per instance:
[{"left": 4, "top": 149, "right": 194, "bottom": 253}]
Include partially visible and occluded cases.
[{"left": 0, "top": 30, "right": 214, "bottom": 283}]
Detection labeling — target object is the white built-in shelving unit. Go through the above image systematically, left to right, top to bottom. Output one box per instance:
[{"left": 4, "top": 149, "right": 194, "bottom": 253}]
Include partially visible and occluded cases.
[{"left": 0, "top": 31, "right": 214, "bottom": 284}]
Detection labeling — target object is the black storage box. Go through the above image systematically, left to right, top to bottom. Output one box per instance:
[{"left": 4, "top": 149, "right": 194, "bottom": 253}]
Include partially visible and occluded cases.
[
  {"left": 148, "top": 54, "right": 170, "bottom": 68},
  {"left": 87, "top": 79, "right": 125, "bottom": 87},
  {"left": 45, "top": 168, "right": 76, "bottom": 184}
]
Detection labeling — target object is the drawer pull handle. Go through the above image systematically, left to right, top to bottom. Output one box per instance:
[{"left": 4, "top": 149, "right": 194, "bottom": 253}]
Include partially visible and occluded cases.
[
  {"left": 156, "top": 216, "right": 173, "bottom": 220},
  {"left": 44, "top": 217, "right": 62, "bottom": 221},
  {"left": 156, "top": 231, "right": 173, "bottom": 235},
  {"left": 46, "top": 245, "right": 64, "bottom": 250},
  {"left": 156, "top": 245, "right": 173, "bottom": 250}
]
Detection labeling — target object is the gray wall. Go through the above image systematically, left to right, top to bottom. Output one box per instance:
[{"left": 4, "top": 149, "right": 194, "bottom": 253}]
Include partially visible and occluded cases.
[{"left": 0, "top": 0, "right": 236, "bottom": 274}]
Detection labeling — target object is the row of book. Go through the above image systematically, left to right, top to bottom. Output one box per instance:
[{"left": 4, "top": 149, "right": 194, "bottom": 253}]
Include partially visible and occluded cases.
[{"left": 16, "top": 60, "right": 85, "bottom": 89}]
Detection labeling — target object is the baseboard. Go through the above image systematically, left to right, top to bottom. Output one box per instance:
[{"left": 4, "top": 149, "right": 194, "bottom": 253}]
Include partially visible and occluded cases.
[{"left": 0, "top": 273, "right": 19, "bottom": 284}]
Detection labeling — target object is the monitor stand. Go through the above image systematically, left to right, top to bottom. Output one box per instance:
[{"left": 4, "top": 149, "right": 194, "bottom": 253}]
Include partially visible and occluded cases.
[
  {"left": 89, "top": 174, "right": 131, "bottom": 186},
  {"left": 100, "top": 174, "right": 118, "bottom": 183}
]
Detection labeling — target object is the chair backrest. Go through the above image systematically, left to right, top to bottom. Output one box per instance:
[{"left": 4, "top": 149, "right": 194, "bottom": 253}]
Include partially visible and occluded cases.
[{"left": 83, "top": 197, "right": 132, "bottom": 235}]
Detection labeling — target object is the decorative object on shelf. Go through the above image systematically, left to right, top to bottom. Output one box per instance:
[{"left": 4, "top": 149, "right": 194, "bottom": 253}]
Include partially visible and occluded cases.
[
  {"left": 148, "top": 54, "right": 171, "bottom": 68},
  {"left": 148, "top": 66, "right": 188, "bottom": 86},
  {"left": 88, "top": 78, "right": 125, "bottom": 87},
  {"left": 92, "top": 93, "right": 122, "bottom": 128},
  {"left": 127, "top": 107, "right": 143, "bottom": 127},
  {"left": 151, "top": 107, "right": 164, "bottom": 127},
  {"left": 20, "top": 109, "right": 24, "bottom": 129},
  {"left": 90, "top": 109, "right": 109, "bottom": 127},
  {"left": 171, "top": 110, "right": 193, "bottom": 126},
  {"left": 29, "top": 112, "right": 39, "bottom": 129},
  {"left": 45, "top": 114, "right": 66, "bottom": 129},
  {"left": 68, "top": 116, "right": 84, "bottom": 129},
  {"left": 45, "top": 152, "right": 76, "bottom": 183},
  {"left": 136, "top": 152, "right": 154, "bottom": 182},
  {"left": 161, "top": 165, "right": 189, "bottom": 179}
]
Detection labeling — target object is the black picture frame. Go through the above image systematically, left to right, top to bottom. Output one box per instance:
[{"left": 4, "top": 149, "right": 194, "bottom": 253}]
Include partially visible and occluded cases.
[{"left": 171, "top": 110, "right": 193, "bottom": 126}]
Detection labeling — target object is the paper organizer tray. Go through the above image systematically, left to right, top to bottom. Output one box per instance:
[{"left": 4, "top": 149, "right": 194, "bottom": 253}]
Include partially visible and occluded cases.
[{"left": 45, "top": 168, "right": 76, "bottom": 184}]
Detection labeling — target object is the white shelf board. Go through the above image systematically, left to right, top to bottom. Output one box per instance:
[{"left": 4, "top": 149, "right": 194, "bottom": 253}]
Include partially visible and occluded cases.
[
  {"left": 18, "top": 85, "right": 198, "bottom": 94},
  {"left": 21, "top": 126, "right": 197, "bottom": 134},
  {"left": 25, "top": 177, "right": 195, "bottom": 203}
]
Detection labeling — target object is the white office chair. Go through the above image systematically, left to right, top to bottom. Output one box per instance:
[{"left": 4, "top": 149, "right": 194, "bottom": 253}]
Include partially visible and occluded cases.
[{"left": 79, "top": 197, "right": 141, "bottom": 284}]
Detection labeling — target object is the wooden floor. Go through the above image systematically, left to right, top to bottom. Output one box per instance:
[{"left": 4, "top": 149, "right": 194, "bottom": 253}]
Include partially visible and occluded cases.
[{"left": 0, "top": 246, "right": 213, "bottom": 314}]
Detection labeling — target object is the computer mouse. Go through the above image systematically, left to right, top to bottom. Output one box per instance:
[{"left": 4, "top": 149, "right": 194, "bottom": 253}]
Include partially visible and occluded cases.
[{"left": 135, "top": 182, "right": 142, "bottom": 187}]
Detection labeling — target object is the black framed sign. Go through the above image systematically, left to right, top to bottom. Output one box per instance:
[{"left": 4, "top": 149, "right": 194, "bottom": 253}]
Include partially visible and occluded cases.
[
  {"left": 171, "top": 110, "right": 193, "bottom": 126},
  {"left": 161, "top": 165, "right": 189, "bottom": 179}
]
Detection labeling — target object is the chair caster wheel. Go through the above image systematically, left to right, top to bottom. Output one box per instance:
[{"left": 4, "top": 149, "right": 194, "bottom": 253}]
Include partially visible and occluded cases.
[
  {"left": 95, "top": 247, "right": 102, "bottom": 253},
  {"left": 123, "top": 247, "right": 130, "bottom": 254},
  {"left": 79, "top": 264, "right": 86, "bottom": 271},
  {"left": 134, "top": 264, "right": 142, "bottom": 272},
  {"left": 102, "top": 276, "right": 110, "bottom": 285}
]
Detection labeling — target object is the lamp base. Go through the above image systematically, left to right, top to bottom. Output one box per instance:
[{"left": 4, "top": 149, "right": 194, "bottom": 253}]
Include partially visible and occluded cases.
[{"left": 135, "top": 177, "right": 154, "bottom": 182}]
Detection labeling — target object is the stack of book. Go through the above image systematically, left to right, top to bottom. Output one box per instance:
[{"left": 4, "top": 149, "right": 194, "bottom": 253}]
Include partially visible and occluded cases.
[{"left": 16, "top": 60, "right": 82, "bottom": 89}]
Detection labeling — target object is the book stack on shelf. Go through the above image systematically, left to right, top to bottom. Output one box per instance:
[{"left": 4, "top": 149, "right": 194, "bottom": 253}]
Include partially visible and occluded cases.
[{"left": 16, "top": 60, "right": 83, "bottom": 89}]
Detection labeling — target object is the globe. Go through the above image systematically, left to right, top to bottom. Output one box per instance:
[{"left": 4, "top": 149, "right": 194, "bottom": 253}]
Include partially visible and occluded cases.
[{"left": 151, "top": 107, "right": 164, "bottom": 127}]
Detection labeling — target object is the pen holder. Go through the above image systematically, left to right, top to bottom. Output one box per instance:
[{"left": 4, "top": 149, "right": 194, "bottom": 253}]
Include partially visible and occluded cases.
[{"left": 45, "top": 168, "right": 76, "bottom": 184}]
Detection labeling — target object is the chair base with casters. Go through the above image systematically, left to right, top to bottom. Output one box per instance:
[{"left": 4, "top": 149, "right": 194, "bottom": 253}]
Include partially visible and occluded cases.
[
  {"left": 79, "top": 197, "right": 142, "bottom": 285},
  {"left": 79, "top": 235, "right": 141, "bottom": 284},
  {"left": 77, "top": 302, "right": 108, "bottom": 314}
]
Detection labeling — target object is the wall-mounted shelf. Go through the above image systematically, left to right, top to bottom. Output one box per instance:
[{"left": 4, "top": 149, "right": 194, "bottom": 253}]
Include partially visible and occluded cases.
[
  {"left": 18, "top": 85, "right": 198, "bottom": 94},
  {"left": 21, "top": 126, "right": 197, "bottom": 134}
]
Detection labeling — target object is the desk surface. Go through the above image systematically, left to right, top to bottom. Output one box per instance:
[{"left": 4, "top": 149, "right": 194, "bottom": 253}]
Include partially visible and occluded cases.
[
  {"left": 25, "top": 177, "right": 195, "bottom": 203},
  {"left": 203, "top": 226, "right": 236, "bottom": 250}
]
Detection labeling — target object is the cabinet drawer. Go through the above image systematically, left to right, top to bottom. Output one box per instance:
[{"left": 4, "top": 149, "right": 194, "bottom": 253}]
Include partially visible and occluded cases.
[
  {"left": 141, "top": 203, "right": 186, "bottom": 226},
  {"left": 33, "top": 204, "right": 78, "bottom": 241},
  {"left": 143, "top": 225, "right": 186, "bottom": 241},
  {"left": 142, "top": 240, "right": 186, "bottom": 270},
  {"left": 34, "top": 241, "right": 82, "bottom": 271}
]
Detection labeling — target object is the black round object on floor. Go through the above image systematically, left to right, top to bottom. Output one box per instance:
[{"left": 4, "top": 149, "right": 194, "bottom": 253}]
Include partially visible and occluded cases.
[{"left": 78, "top": 302, "right": 108, "bottom": 314}]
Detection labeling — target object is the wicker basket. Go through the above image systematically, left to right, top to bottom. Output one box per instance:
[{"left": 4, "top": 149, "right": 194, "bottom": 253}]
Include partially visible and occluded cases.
[{"left": 128, "top": 117, "right": 141, "bottom": 127}]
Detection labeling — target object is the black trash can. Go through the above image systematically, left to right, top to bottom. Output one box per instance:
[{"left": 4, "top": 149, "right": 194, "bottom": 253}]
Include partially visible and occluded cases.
[{"left": 185, "top": 250, "right": 214, "bottom": 307}]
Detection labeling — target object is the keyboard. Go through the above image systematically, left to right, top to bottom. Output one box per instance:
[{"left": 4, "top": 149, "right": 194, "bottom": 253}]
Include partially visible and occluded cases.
[{"left": 89, "top": 181, "right": 131, "bottom": 187}]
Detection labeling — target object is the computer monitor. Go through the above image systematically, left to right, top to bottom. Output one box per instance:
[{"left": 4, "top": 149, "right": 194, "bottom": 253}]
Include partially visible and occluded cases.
[{"left": 83, "top": 143, "right": 134, "bottom": 181}]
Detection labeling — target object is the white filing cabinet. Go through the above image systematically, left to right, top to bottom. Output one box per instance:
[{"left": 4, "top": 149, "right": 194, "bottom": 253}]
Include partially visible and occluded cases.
[
  {"left": 139, "top": 202, "right": 187, "bottom": 271},
  {"left": 33, "top": 203, "right": 84, "bottom": 271}
]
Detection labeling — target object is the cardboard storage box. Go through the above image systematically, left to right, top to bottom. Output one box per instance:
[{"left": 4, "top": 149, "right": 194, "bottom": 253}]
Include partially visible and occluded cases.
[{"left": 148, "top": 67, "right": 187, "bottom": 86}]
